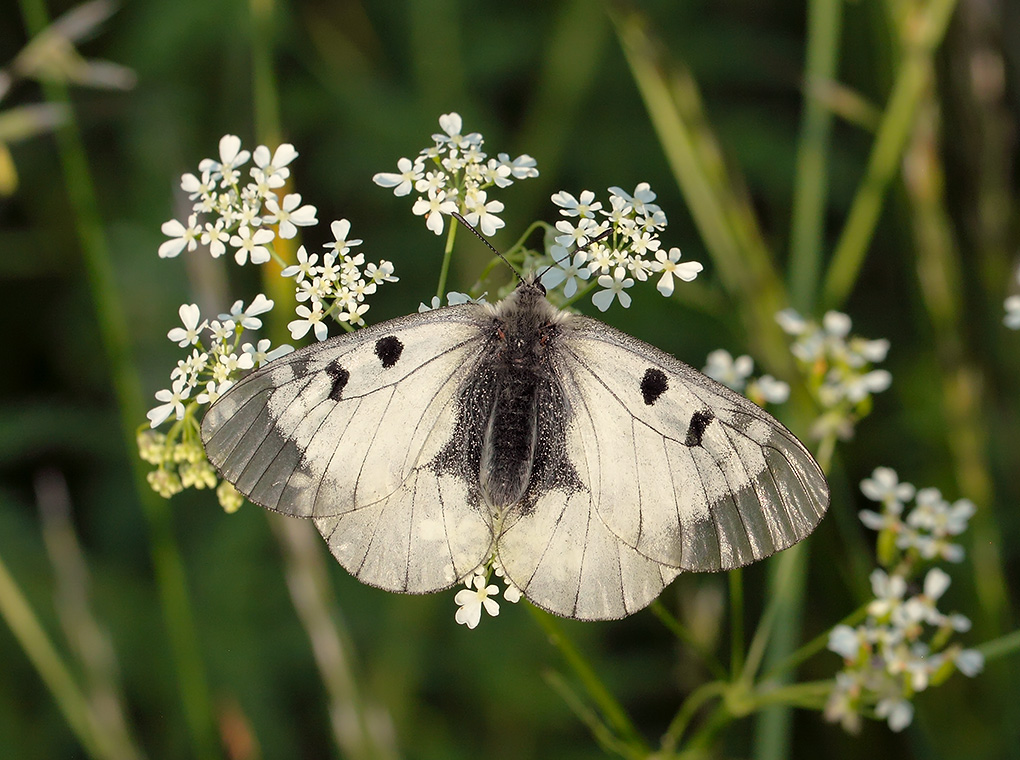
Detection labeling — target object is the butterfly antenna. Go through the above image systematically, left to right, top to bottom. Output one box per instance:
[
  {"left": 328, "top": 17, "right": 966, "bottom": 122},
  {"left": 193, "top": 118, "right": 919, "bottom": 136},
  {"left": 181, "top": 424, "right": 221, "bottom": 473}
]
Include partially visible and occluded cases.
[
  {"left": 450, "top": 211, "right": 525, "bottom": 286},
  {"left": 534, "top": 226, "right": 614, "bottom": 283}
]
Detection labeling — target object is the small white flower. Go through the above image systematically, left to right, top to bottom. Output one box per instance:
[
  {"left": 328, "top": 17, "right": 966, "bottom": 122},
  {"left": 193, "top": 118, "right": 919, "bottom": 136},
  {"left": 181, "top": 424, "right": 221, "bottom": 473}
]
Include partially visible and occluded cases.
[
  {"left": 433, "top": 112, "right": 481, "bottom": 150},
  {"left": 200, "top": 135, "right": 251, "bottom": 187},
  {"left": 251, "top": 143, "right": 297, "bottom": 188},
  {"left": 498, "top": 152, "right": 538, "bottom": 179},
  {"left": 373, "top": 156, "right": 424, "bottom": 197},
  {"left": 609, "top": 182, "right": 660, "bottom": 216},
  {"left": 463, "top": 189, "right": 505, "bottom": 236},
  {"left": 551, "top": 189, "right": 602, "bottom": 218},
  {"left": 412, "top": 190, "right": 458, "bottom": 235},
  {"left": 263, "top": 193, "right": 317, "bottom": 239},
  {"left": 159, "top": 215, "right": 202, "bottom": 258},
  {"left": 554, "top": 217, "right": 597, "bottom": 249},
  {"left": 325, "top": 218, "right": 364, "bottom": 256},
  {"left": 201, "top": 221, "right": 230, "bottom": 258},
  {"left": 229, "top": 225, "right": 274, "bottom": 266},
  {"left": 280, "top": 245, "right": 319, "bottom": 282},
  {"left": 653, "top": 247, "right": 703, "bottom": 297},
  {"left": 541, "top": 248, "right": 591, "bottom": 298},
  {"left": 365, "top": 260, "right": 398, "bottom": 284},
  {"left": 592, "top": 267, "right": 634, "bottom": 311},
  {"left": 219, "top": 294, "right": 274, "bottom": 330},
  {"left": 1004, "top": 295, "right": 1020, "bottom": 329},
  {"left": 167, "top": 303, "right": 208, "bottom": 347},
  {"left": 288, "top": 304, "right": 328, "bottom": 341},
  {"left": 775, "top": 308, "right": 808, "bottom": 335},
  {"left": 823, "top": 310, "right": 852, "bottom": 338},
  {"left": 242, "top": 339, "right": 294, "bottom": 367},
  {"left": 704, "top": 349, "right": 754, "bottom": 391},
  {"left": 843, "top": 369, "right": 892, "bottom": 403},
  {"left": 749, "top": 375, "right": 790, "bottom": 404},
  {"left": 146, "top": 378, "right": 191, "bottom": 428},
  {"left": 861, "top": 467, "right": 915, "bottom": 507},
  {"left": 867, "top": 569, "right": 907, "bottom": 619},
  {"left": 453, "top": 575, "right": 500, "bottom": 629},
  {"left": 828, "top": 624, "right": 865, "bottom": 660},
  {"left": 955, "top": 649, "right": 984, "bottom": 676},
  {"left": 876, "top": 697, "right": 913, "bottom": 732}
]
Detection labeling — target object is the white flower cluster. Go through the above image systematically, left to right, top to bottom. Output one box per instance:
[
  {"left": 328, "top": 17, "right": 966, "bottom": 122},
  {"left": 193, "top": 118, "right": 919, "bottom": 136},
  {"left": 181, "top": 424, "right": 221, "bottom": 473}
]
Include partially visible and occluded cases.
[
  {"left": 373, "top": 112, "right": 538, "bottom": 236},
  {"left": 158, "top": 135, "right": 317, "bottom": 264},
  {"left": 145, "top": 136, "right": 398, "bottom": 509},
  {"left": 540, "top": 184, "right": 703, "bottom": 311},
  {"left": 280, "top": 220, "right": 399, "bottom": 339},
  {"left": 1005, "top": 266, "right": 1020, "bottom": 329},
  {"left": 140, "top": 296, "right": 292, "bottom": 507},
  {"left": 776, "top": 309, "right": 891, "bottom": 439},
  {"left": 703, "top": 349, "right": 790, "bottom": 406},
  {"left": 825, "top": 467, "right": 983, "bottom": 734},
  {"left": 453, "top": 557, "right": 522, "bottom": 629}
]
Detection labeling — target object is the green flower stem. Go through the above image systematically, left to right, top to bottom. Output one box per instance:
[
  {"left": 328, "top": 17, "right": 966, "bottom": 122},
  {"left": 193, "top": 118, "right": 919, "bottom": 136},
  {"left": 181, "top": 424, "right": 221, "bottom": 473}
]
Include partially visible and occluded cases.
[
  {"left": 787, "top": 0, "right": 844, "bottom": 312},
  {"left": 821, "top": 0, "right": 960, "bottom": 309},
  {"left": 18, "top": 2, "right": 220, "bottom": 757},
  {"left": 246, "top": 5, "right": 396, "bottom": 758},
  {"left": 611, "top": 7, "right": 797, "bottom": 384},
  {"left": 900, "top": 84, "right": 1007, "bottom": 633},
  {"left": 436, "top": 221, "right": 458, "bottom": 299},
  {"left": 749, "top": 429, "right": 835, "bottom": 758},
  {"left": 0, "top": 551, "right": 105, "bottom": 759},
  {"left": 729, "top": 569, "right": 744, "bottom": 676},
  {"left": 648, "top": 601, "right": 727, "bottom": 681},
  {"left": 761, "top": 604, "right": 868, "bottom": 683},
  {"left": 528, "top": 605, "right": 649, "bottom": 753},
  {"left": 977, "top": 630, "right": 1020, "bottom": 662},
  {"left": 543, "top": 671, "right": 645, "bottom": 760},
  {"left": 659, "top": 680, "right": 728, "bottom": 754},
  {"left": 749, "top": 680, "right": 833, "bottom": 711}
]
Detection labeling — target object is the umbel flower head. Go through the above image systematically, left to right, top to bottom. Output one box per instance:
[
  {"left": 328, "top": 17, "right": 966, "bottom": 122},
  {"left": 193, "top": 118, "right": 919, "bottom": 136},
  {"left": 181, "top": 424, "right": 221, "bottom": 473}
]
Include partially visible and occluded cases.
[
  {"left": 373, "top": 112, "right": 538, "bottom": 237},
  {"left": 145, "top": 136, "right": 399, "bottom": 511},
  {"left": 539, "top": 184, "right": 702, "bottom": 312},
  {"left": 776, "top": 309, "right": 891, "bottom": 440},
  {"left": 824, "top": 467, "right": 983, "bottom": 733}
]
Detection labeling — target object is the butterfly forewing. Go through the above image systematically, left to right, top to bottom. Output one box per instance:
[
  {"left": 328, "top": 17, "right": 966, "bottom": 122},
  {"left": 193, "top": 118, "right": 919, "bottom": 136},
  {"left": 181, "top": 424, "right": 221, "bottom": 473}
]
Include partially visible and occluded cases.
[
  {"left": 202, "top": 305, "right": 497, "bottom": 593},
  {"left": 552, "top": 317, "right": 828, "bottom": 572}
]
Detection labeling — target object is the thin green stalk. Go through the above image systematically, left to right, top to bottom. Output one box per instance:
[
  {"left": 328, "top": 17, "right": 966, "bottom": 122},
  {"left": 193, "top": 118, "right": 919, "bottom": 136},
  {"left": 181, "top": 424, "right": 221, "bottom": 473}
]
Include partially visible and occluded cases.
[
  {"left": 788, "top": 0, "right": 844, "bottom": 312},
  {"left": 821, "top": 0, "right": 960, "bottom": 309},
  {"left": 18, "top": 2, "right": 219, "bottom": 757},
  {"left": 246, "top": 5, "right": 398, "bottom": 757},
  {"left": 611, "top": 5, "right": 806, "bottom": 395},
  {"left": 436, "top": 222, "right": 458, "bottom": 299},
  {"left": 750, "top": 431, "right": 835, "bottom": 758},
  {"left": 0, "top": 551, "right": 104, "bottom": 759},
  {"left": 729, "top": 569, "right": 744, "bottom": 677},
  {"left": 648, "top": 601, "right": 727, "bottom": 681},
  {"left": 761, "top": 604, "right": 868, "bottom": 683},
  {"left": 528, "top": 605, "right": 648, "bottom": 752},
  {"left": 977, "top": 630, "right": 1020, "bottom": 662},
  {"left": 543, "top": 671, "right": 644, "bottom": 760},
  {"left": 660, "top": 680, "right": 728, "bottom": 754},
  {"left": 750, "top": 680, "right": 833, "bottom": 711}
]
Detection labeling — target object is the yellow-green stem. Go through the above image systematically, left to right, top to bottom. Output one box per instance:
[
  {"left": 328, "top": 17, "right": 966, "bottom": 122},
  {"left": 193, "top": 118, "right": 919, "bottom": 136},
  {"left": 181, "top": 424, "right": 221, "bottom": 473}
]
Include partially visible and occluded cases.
[{"left": 18, "top": 2, "right": 220, "bottom": 757}]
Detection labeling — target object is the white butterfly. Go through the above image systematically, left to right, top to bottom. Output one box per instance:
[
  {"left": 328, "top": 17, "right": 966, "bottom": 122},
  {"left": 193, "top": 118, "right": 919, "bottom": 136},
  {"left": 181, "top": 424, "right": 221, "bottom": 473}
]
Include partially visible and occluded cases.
[{"left": 202, "top": 280, "right": 828, "bottom": 620}]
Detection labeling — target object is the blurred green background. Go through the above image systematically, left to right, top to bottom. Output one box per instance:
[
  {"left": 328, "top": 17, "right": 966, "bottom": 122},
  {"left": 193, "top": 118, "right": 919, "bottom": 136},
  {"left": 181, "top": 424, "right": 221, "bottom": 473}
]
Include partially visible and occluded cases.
[{"left": 2, "top": 0, "right": 1020, "bottom": 758}]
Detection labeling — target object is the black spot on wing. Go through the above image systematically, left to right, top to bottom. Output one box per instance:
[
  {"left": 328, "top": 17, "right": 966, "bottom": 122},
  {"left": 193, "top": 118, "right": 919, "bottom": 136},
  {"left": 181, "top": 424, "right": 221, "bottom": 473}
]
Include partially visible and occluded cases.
[
  {"left": 374, "top": 335, "right": 403, "bottom": 368},
  {"left": 325, "top": 359, "right": 349, "bottom": 401},
  {"left": 640, "top": 367, "right": 668, "bottom": 405},
  {"left": 684, "top": 410, "right": 714, "bottom": 447}
]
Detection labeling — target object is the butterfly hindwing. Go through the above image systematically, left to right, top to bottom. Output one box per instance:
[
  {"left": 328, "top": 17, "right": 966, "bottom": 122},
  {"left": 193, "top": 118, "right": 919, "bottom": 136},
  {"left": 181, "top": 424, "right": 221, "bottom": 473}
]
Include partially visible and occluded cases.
[
  {"left": 202, "top": 305, "right": 496, "bottom": 593},
  {"left": 493, "top": 313, "right": 828, "bottom": 620},
  {"left": 555, "top": 316, "right": 827, "bottom": 572}
]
